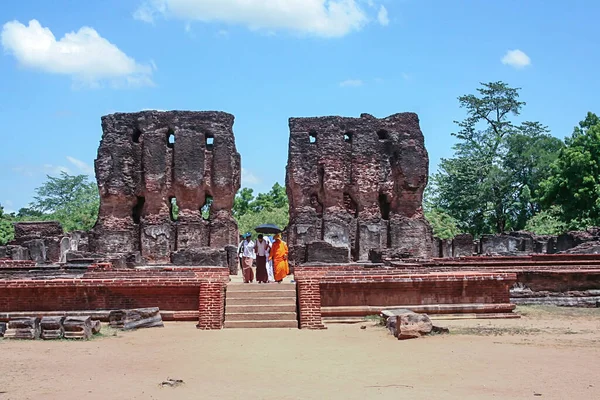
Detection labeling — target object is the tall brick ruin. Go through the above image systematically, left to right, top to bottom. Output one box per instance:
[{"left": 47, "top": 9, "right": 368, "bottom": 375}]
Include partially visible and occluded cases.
[
  {"left": 89, "top": 111, "right": 241, "bottom": 265},
  {"left": 286, "top": 112, "right": 432, "bottom": 264}
]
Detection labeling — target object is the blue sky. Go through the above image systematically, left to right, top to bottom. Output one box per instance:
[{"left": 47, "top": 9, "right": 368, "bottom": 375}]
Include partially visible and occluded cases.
[{"left": 1, "top": 0, "right": 599, "bottom": 212}]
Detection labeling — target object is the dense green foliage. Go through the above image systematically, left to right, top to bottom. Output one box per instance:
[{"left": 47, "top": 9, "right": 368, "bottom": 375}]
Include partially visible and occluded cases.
[
  {"left": 430, "top": 82, "right": 565, "bottom": 236},
  {"left": 540, "top": 112, "right": 600, "bottom": 229},
  {"left": 28, "top": 172, "right": 100, "bottom": 232},
  {"left": 233, "top": 183, "right": 289, "bottom": 237},
  {"left": 0, "top": 205, "right": 15, "bottom": 245}
]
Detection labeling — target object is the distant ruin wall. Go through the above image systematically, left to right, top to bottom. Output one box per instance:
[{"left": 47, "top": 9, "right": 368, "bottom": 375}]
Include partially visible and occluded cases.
[
  {"left": 90, "top": 111, "right": 241, "bottom": 264},
  {"left": 286, "top": 113, "right": 432, "bottom": 264}
]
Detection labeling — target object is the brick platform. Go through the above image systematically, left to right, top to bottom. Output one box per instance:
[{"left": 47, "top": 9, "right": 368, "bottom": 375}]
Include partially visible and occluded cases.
[
  {"left": 294, "top": 265, "right": 517, "bottom": 329},
  {"left": 0, "top": 267, "right": 229, "bottom": 329}
]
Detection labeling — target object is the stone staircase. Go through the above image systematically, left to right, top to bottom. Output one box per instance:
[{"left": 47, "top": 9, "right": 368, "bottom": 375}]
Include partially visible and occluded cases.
[{"left": 224, "top": 283, "right": 298, "bottom": 328}]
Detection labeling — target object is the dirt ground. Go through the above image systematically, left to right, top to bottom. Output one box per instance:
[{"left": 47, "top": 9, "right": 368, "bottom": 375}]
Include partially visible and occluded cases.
[{"left": 1, "top": 306, "right": 599, "bottom": 400}]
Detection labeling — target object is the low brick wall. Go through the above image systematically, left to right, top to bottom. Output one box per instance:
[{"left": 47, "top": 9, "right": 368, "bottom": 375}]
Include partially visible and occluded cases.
[
  {"left": 294, "top": 265, "right": 517, "bottom": 329},
  {"left": 0, "top": 267, "right": 229, "bottom": 329}
]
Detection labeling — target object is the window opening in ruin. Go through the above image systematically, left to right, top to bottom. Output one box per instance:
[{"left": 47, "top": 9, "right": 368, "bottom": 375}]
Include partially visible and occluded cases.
[
  {"left": 132, "top": 128, "right": 142, "bottom": 144},
  {"left": 167, "top": 129, "right": 175, "bottom": 149},
  {"left": 377, "top": 129, "right": 389, "bottom": 140},
  {"left": 309, "top": 130, "right": 317, "bottom": 144},
  {"left": 344, "top": 132, "right": 353, "bottom": 144},
  {"left": 206, "top": 133, "right": 214, "bottom": 151},
  {"left": 344, "top": 193, "right": 358, "bottom": 218},
  {"left": 378, "top": 193, "right": 391, "bottom": 220},
  {"left": 201, "top": 195, "right": 213, "bottom": 220},
  {"left": 131, "top": 196, "right": 145, "bottom": 224},
  {"left": 169, "top": 197, "right": 179, "bottom": 221}
]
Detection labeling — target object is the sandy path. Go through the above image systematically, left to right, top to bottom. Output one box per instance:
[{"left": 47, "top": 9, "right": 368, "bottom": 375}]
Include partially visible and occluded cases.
[{"left": 1, "top": 307, "right": 599, "bottom": 400}]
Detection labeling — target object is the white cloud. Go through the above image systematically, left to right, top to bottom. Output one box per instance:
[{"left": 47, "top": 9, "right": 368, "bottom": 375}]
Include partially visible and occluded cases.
[
  {"left": 134, "top": 0, "right": 383, "bottom": 38},
  {"left": 377, "top": 5, "right": 389, "bottom": 26},
  {"left": 1, "top": 19, "right": 154, "bottom": 87},
  {"left": 501, "top": 49, "right": 531, "bottom": 69},
  {"left": 401, "top": 72, "right": 412, "bottom": 81},
  {"left": 339, "top": 79, "right": 363, "bottom": 87},
  {"left": 12, "top": 156, "right": 95, "bottom": 178},
  {"left": 66, "top": 156, "right": 94, "bottom": 175},
  {"left": 43, "top": 164, "right": 71, "bottom": 176},
  {"left": 241, "top": 168, "right": 260, "bottom": 186}
]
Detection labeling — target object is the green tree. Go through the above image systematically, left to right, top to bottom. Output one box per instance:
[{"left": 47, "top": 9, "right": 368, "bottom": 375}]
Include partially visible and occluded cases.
[
  {"left": 431, "top": 82, "right": 561, "bottom": 236},
  {"left": 540, "top": 112, "right": 600, "bottom": 229},
  {"left": 504, "top": 122, "right": 564, "bottom": 228},
  {"left": 30, "top": 172, "right": 99, "bottom": 232},
  {"left": 232, "top": 183, "right": 289, "bottom": 236},
  {"left": 251, "top": 183, "right": 288, "bottom": 212},
  {"left": 233, "top": 188, "right": 255, "bottom": 218},
  {"left": 0, "top": 204, "right": 15, "bottom": 245},
  {"left": 523, "top": 205, "right": 566, "bottom": 235},
  {"left": 236, "top": 207, "right": 289, "bottom": 239},
  {"left": 424, "top": 208, "right": 461, "bottom": 239}
]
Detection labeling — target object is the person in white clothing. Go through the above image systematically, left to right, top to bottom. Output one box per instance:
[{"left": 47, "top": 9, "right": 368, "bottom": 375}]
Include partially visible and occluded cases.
[
  {"left": 238, "top": 232, "right": 255, "bottom": 283},
  {"left": 265, "top": 236, "right": 275, "bottom": 282}
]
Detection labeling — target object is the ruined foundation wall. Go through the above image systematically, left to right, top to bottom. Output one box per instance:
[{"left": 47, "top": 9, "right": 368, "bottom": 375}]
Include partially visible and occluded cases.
[
  {"left": 90, "top": 111, "right": 241, "bottom": 264},
  {"left": 286, "top": 113, "right": 432, "bottom": 264}
]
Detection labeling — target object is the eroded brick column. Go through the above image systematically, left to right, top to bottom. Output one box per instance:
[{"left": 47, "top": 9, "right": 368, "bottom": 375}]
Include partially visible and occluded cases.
[
  {"left": 297, "top": 278, "right": 326, "bottom": 329},
  {"left": 196, "top": 281, "right": 225, "bottom": 330}
]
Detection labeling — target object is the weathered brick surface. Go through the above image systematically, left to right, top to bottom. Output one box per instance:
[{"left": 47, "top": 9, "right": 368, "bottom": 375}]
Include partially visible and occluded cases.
[
  {"left": 91, "top": 111, "right": 241, "bottom": 265},
  {"left": 286, "top": 113, "right": 432, "bottom": 264},
  {"left": 0, "top": 259, "right": 36, "bottom": 268},
  {"left": 294, "top": 265, "right": 516, "bottom": 329},
  {"left": 0, "top": 268, "right": 229, "bottom": 328}
]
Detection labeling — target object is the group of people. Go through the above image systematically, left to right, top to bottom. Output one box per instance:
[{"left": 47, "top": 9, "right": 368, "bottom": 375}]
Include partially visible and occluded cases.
[{"left": 238, "top": 232, "right": 289, "bottom": 283}]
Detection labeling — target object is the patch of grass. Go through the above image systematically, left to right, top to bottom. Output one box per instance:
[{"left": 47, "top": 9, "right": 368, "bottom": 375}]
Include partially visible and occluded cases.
[
  {"left": 517, "top": 305, "right": 600, "bottom": 319},
  {"left": 364, "top": 315, "right": 386, "bottom": 326},
  {"left": 92, "top": 323, "right": 120, "bottom": 339},
  {"left": 452, "top": 326, "right": 544, "bottom": 336}
]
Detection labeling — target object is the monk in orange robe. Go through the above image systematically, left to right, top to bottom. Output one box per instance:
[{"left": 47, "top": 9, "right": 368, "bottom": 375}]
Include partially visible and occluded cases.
[{"left": 269, "top": 233, "right": 289, "bottom": 283}]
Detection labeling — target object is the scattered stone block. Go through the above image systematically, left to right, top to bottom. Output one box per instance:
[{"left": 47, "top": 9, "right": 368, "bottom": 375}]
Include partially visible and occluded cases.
[
  {"left": 306, "top": 241, "right": 350, "bottom": 263},
  {"left": 170, "top": 248, "right": 227, "bottom": 266},
  {"left": 109, "top": 307, "right": 164, "bottom": 330},
  {"left": 382, "top": 309, "right": 447, "bottom": 340},
  {"left": 40, "top": 316, "right": 65, "bottom": 340},
  {"left": 63, "top": 316, "right": 93, "bottom": 339},
  {"left": 4, "top": 317, "right": 40, "bottom": 339},
  {"left": 92, "top": 320, "right": 102, "bottom": 335}
]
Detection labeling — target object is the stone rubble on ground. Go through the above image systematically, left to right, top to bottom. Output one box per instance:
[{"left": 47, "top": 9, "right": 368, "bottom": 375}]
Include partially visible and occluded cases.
[
  {"left": 109, "top": 307, "right": 164, "bottom": 330},
  {"left": 382, "top": 309, "right": 449, "bottom": 340}
]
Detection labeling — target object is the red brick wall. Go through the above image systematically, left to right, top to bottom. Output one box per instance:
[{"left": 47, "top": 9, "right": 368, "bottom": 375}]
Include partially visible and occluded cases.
[
  {"left": 294, "top": 265, "right": 516, "bottom": 329},
  {"left": 0, "top": 267, "right": 230, "bottom": 329}
]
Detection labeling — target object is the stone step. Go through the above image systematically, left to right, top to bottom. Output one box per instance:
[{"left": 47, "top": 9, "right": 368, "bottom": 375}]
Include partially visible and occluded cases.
[
  {"left": 227, "top": 283, "right": 296, "bottom": 292},
  {"left": 226, "top": 290, "right": 296, "bottom": 299},
  {"left": 226, "top": 297, "right": 296, "bottom": 306},
  {"left": 225, "top": 304, "right": 296, "bottom": 313},
  {"left": 225, "top": 312, "right": 297, "bottom": 321},
  {"left": 224, "top": 320, "right": 298, "bottom": 329}
]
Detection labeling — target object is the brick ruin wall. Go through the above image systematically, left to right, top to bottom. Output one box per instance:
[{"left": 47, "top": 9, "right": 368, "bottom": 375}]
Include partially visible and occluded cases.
[
  {"left": 90, "top": 111, "right": 241, "bottom": 266},
  {"left": 286, "top": 113, "right": 433, "bottom": 265},
  {"left": 433, "top": 228, "right": 600, "bottom": 258},
  {"left": 294, "top": 265, "right": 516, "bottom": 329},
  {"left": 0, "top": 268, "right": 229, "bottom": 329}
]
